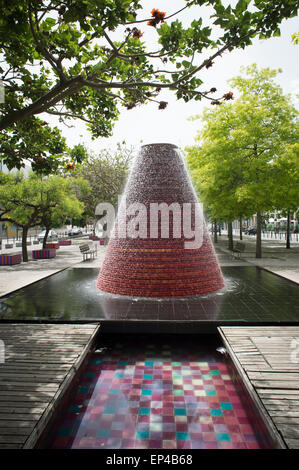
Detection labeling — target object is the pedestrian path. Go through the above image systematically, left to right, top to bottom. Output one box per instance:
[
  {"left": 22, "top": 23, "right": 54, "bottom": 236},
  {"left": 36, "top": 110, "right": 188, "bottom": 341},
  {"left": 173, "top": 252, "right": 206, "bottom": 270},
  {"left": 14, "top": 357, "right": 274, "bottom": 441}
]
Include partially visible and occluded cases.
[
  {"left": 214, "top": 236, "right": 299, "bottom": 284},
  {"left": 0, "top": 240, "right": 105, "bottom": 297}
]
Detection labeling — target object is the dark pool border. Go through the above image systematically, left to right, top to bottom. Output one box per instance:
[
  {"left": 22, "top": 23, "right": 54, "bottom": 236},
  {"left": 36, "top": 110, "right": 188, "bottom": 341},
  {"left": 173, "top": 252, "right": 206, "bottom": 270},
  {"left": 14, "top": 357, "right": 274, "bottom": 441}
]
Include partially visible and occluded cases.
[{"left": 1, "top": 320, "right": 299, "bottom": 337}]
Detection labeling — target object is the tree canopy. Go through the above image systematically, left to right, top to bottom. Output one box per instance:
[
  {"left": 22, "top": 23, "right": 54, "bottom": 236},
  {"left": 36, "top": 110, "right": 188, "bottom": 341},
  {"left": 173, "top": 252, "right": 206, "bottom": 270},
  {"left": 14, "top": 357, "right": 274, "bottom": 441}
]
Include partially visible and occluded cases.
[
  {"left": 0, "top": 0, "right": 298, "bottom": 171},
  {"left": 186, "top": 64, "right": 299, "bottom": 257},
  {"left": 72, "top": 142, "right": 133, "bottom": 229},
  {"left": 0, "top": 172, "right": 88, "bottom": 260}
]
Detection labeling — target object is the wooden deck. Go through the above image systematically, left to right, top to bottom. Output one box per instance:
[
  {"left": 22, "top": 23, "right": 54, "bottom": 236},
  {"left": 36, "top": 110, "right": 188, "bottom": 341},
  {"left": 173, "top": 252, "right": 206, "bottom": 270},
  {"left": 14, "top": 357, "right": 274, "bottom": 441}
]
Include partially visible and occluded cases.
[
  {"left": 0, "top": 323, "right": 100, "bottom": 449},
  {"left": 219, "top": 326, "right": 299, "bottom": 449}
]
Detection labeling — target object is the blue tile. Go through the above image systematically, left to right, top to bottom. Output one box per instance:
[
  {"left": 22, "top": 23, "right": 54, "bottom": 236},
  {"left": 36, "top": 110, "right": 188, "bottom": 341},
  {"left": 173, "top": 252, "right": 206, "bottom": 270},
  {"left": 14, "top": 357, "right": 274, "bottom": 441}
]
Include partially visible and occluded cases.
[
  {"left": 206, "top": 390, "right": 217, "bottom": 396},
  {"left": 220, "top": 402, "right": 233, "bottom": 410},
  {"left": 103, "top": 406, "right": 115, "bottom": 414},
  {"left": 139, "top": 408, "right": 150, "bottom": 415},
  {"left": 211, "top": 409, "right": 223, "bottom": 417},
  {"left": 96, "top": 429, "right": 110, "bottom": 438},
  {"left": 136, "top": 430, "right": 149, "bottom": 439},
  {"left": 176, "top": 432, "right": 189, "bottom": 440},
  {"left": 216, "top": 433, "right": 231, "bottom": 442}
]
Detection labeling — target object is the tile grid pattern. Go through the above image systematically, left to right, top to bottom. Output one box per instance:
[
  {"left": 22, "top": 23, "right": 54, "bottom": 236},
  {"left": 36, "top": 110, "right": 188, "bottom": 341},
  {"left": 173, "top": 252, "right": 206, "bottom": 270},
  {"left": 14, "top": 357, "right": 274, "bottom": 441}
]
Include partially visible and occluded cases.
[{"left": 47, "top": 340, "right": 264, "bottom": 449}]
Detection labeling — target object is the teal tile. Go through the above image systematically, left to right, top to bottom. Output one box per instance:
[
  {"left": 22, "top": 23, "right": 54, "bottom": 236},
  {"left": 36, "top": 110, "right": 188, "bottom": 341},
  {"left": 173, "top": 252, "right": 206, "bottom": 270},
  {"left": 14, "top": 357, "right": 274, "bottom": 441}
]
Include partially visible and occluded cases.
[
  {"left": 92, "top": 359, "right": 101, "bottom": 365},
  {"left": 118, "top": 361, "right": 127, "bottom": 365},
  {"left": 145, "top": 361, "right": 153, "bottom": 367},
  {"left": 172, "top": 362, "right": 181, "bottom": 366},
  {"left": 210, "top": 370, "right": 220, "bottom": 375},
  {"left": 85, "top": 372, "right": 96, "bottom": 378},
  {"left": 115, "top": 373, "right": 124, "bottom": 378},
  {"left": 144, "top": 374, "right": 153, "bottom": 379},
  {"left": 79, "top": 386, "right": 89, "bottom": 394},
  {"left": 109, "top": 388, "right": 120, "bottom": 394},
  {"left": 141, "top": 389, "right": 152, "bottom": 396},
  {"left": 173, "top": 389, "right": 184, "bottom": 396},
  {"left": 206, "top": 390, "right": 216, "bottom": 396},
  {"left": 220, "top": 402, "right": 233, "bottom": 410},
  {"left": 69, "top": 405, "right": 80, "bottom": 413},
  {"left": 103, "top": 406, "right": 115, "bottom": 414},
  {"left": 139, "top": 408, "right": 150, "bottom": 415},
  {"left": 174, "top": 408, "right": 186, "bottom": 416},
  {"left": 211, "top": 409, "right": 223, "bottom": 417},
  {"left": 58, "top": 427, "right": 72, "bottom": 437},
  {"left": 96, "top": 429, "right": 110, "bottom": 438},
  {"left": 136, "top": 430, "right": 149, "bottom": 439},
  {"left": 176, "top": 432, "right": 189, "bottom": 441},
  {"left": 216, "top": 433, "right": 231, "bottom": 442}
]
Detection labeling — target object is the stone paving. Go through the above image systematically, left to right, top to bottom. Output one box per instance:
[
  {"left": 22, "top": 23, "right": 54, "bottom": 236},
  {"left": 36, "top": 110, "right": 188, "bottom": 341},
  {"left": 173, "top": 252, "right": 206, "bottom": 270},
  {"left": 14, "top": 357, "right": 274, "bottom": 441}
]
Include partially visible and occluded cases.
[{"left": 214, "top": 234, "right": 299, "bottom": 284}]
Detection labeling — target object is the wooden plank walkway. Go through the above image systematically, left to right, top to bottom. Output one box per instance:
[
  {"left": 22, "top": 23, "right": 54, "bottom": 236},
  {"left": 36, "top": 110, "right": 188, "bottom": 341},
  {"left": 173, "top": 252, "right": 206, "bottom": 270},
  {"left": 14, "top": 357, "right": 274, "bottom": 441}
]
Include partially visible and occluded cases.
[
  {"left": 0, "top": 323, "right": 100, "bottom": 449},
  {"left": 219, "top": 326, "right": 299, "bottom": 449}
]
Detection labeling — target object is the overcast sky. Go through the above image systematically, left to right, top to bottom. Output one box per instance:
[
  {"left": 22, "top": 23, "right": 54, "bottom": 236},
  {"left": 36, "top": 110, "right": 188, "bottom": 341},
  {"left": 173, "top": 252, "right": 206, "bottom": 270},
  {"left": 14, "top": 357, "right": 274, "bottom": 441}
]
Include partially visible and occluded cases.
[{"left": 44, "top": 1, "right": 299, "bottom": 155}]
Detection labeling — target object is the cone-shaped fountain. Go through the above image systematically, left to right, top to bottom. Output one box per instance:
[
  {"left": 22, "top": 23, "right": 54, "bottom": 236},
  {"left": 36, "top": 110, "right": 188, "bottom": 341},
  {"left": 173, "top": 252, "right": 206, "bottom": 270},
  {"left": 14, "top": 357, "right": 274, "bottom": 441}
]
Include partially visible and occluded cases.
[{"left": 97, "top": 143, "right": 224, "bottom": 297}]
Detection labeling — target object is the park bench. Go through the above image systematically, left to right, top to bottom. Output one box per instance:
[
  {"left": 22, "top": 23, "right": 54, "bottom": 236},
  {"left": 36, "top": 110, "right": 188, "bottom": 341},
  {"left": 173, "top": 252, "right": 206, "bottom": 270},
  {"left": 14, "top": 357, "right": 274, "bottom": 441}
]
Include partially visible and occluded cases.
[
  {"left": 232, "top": 242, "right": 246, "bottom": 259},
  {"left": 79, "top": 243, "right": 96, "bottom": 261}
]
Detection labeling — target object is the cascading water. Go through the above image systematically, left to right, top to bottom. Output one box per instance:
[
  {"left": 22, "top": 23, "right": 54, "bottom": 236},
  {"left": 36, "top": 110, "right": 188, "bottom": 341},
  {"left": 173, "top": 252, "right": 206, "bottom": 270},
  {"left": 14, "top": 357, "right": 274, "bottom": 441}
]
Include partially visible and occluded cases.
[{"left": 97, "top": 143, "right": 224, "bottom": 298}]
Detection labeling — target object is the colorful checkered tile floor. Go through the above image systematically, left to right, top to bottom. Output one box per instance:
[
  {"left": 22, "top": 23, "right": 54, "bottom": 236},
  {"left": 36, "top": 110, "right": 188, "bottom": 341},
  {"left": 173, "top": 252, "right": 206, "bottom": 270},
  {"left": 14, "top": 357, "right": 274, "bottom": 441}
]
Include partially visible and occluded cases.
[{"left": 43, "top": 335, "right": 266, "bottom": 449}]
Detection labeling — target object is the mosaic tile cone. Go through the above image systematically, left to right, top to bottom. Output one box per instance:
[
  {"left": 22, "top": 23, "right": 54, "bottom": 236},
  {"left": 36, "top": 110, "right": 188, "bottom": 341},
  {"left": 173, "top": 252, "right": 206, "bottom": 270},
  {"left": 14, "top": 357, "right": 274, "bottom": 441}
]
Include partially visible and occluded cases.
[{"left": 97, "top": 143, "right": 224, "bottom": 297}]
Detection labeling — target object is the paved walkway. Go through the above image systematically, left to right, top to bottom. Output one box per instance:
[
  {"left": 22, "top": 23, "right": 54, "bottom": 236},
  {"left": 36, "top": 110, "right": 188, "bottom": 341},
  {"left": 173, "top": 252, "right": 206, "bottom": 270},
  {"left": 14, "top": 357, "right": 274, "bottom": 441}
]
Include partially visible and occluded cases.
[
  {"left": 0, "top": 235, "right": 297, "bottom": 297},
  {"left": 214, "top": 235, "right": 299, "bottom": 284},
  {"left": 0, "top": 239, "right": 105, "bottom": 297}
]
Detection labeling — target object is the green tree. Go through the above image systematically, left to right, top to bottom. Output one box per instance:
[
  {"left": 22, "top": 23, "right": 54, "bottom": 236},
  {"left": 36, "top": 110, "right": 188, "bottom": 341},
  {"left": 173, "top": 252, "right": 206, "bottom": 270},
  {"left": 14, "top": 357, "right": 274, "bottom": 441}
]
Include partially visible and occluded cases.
[
  {"left": 0, "top": 1, "right": 298, "bottom": 170},
  {"left": 186, "top": 64, "right": 299, "bottom": 258},
  {"left": 72, "top": 143, "right": 133, "bottom": 232},
  {"left": 270, "top": 143, "right": 299, "bottom": 248},
  {"left": 0, "top": 172, "right": 88, "bottom": 260},
  {"left": 38, "top": 176, "right": 89, "bottom": 248}
]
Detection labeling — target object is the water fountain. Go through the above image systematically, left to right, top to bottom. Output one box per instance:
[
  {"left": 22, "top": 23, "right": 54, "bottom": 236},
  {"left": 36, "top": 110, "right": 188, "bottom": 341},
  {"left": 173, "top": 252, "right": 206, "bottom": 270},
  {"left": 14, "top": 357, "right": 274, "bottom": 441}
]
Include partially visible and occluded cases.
[{"left": 97, "top": 143, "right": 224, "bottom": 299}]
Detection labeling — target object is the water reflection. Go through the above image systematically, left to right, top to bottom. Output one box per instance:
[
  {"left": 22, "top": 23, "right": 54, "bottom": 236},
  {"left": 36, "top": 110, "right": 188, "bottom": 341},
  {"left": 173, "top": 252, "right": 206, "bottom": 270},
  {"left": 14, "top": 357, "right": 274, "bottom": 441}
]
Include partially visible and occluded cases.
[{"left": 0, "top": 267, "right": 297, "bottom": 323}]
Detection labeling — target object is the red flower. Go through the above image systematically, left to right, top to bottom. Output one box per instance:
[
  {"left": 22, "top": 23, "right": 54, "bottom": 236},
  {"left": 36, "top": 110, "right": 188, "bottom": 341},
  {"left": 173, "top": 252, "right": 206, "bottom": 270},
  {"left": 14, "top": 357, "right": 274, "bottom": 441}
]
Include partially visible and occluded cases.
[
  {"left": 148, "top": 9, "right": 166, "bottom": 27},
  {"left": 147, "top": 18, "right": 157, "bottom": 27},
  {"left": 132, "top": 28, "right": 143, "bottom": 38},
  {"left": 205, "top": 59, "right": 215, "bottom": 69},
  {"left": 223, "top": 91, "right": 234, "bottom": 100},
  {"left": 158, "top": 101, "right": 168, "bottom": 110},
  {"left": 66, "top": 163, "right": 75, "bottom": 170}
]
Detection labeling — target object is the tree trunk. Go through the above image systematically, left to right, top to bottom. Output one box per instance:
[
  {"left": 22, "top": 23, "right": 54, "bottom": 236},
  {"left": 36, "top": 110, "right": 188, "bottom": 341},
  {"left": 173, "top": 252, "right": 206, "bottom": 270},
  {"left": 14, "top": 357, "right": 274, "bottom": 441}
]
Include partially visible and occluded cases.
[
  {"left": 286, "top": 211, "right": 291, "bottom": 249},
  {"left": 256, "top": 212, "right": 262, "bottom": 258},
  {"left": 239, "top": 218, "right": 243, "bottom": 240},
  {"left": 213, "top": 219, "right": 218, "bottom": 243},
  {"left": 227, "top": 222, "right": 233, "bottom": 251},
  {"left": 22, "top": 226, "right": 29, "bottom": 262},
  {"left": 43, "top": 227, "right": 50, "bottom": 249}
]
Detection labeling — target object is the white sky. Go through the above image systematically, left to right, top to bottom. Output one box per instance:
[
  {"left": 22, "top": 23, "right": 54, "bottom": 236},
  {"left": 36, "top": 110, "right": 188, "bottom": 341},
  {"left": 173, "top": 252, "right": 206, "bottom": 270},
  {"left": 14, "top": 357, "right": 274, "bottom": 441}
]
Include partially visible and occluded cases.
[{"left": 43, "top": 1, "right": 299, "bottom": 155}]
